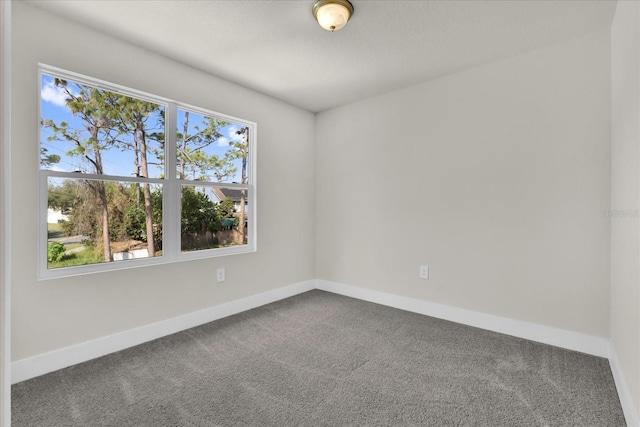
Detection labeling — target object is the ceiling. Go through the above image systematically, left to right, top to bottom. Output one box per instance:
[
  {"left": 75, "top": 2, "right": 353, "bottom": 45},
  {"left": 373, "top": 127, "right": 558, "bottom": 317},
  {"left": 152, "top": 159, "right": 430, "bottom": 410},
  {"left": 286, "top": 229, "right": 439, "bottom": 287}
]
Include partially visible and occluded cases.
[{"left": 25, "top": 0, "right": 617, "bottom": 113}]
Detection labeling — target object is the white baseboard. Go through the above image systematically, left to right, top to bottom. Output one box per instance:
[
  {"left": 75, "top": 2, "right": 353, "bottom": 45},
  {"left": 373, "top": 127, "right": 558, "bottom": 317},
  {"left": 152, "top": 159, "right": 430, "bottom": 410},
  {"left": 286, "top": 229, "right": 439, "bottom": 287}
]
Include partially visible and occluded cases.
[
  {"left": 315, "top": 279, "right": 610, "bottom": 358},
  {"left": 11, "top": 280, "right": 315, "bottom": 384},
  {"left": 609, "top": 345, "right": 640, "bottom": 427}
]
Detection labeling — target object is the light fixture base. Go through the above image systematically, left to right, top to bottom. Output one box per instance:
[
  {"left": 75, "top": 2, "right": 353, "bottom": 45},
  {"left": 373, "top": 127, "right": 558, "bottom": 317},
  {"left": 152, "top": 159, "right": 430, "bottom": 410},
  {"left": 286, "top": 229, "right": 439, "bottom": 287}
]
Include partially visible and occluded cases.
[{"left": 312, "top": 0, "right": 354, "bottom": 32}]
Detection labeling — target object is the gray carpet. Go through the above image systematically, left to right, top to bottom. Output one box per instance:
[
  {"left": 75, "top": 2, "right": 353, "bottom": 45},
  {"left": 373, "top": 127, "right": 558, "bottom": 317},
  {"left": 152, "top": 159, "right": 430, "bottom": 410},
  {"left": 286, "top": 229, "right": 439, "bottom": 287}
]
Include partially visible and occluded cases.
[{"left": 12, "top": 290, "right": 626, "bottom": 426}]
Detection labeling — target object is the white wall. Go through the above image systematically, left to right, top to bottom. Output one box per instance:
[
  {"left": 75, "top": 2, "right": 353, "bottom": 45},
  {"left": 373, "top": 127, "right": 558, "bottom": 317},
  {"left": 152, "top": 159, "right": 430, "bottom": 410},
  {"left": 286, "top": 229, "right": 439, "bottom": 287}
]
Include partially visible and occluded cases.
[
  {"left": 611, "top": 0, "right": 640, "bottom": 423},
  {"left": 0, "top": 1, "right": 11, "bottom": 425},
  {"left": 10, "top": 2, "right": 316, "bottom": 361},
  {"left": 8, "top": 3, "right": 636, "bottom": 422},
  {"left": 316, "top": 29, "right": 612, "bottom": 338}
]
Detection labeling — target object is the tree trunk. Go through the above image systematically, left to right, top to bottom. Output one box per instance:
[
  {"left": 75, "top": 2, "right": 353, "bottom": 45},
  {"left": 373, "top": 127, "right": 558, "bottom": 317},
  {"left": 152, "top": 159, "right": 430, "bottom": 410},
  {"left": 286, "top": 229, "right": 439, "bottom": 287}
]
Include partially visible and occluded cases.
[
  {"left": 180, "top": 111, "right": 189, "bottom": 180},
  {"left": 136, "top": 117, "right": 156, "bottom": 257},
  {"left": 134, "top": 133, "right": 141, "bottom": 204},
  {"left": 94, "top": 140, "right": 112, "bottom": 262},
  {"left": 98, "top": 182, "right": 112, "bottom": 262},
  {"left": 142, "top": 182, "right": 155, "bottom": 256},
  {"left": 238, "top": 189, "right": 246, "bottom": 245}
]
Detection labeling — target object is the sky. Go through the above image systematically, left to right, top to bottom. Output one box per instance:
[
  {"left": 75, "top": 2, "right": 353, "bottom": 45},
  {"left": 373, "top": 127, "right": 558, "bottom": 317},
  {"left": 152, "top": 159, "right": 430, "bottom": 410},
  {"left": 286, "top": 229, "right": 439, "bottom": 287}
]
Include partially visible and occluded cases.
[{"left": 40, "top": 74, "right": 247, "bottom": 184}]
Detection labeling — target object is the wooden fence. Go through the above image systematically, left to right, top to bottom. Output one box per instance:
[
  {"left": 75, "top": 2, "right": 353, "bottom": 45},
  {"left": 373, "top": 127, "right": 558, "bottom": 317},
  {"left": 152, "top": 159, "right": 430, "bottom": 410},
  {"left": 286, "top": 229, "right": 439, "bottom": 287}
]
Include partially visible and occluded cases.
[{"left": 181, "top": 229, "right": 242, "bottom": 250}]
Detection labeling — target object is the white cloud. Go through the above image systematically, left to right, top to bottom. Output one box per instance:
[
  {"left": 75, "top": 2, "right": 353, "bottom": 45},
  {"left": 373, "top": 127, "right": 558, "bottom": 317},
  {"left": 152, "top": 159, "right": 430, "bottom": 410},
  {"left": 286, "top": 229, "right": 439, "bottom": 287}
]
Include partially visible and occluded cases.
[
  {"left": 40, "top": 82, "right": 71, "bottom": 107},
  {"left": 218, "top": 125, "right": 242, "bottom": 147},
  {"left": 217, "top": 136, "right": 230, "bottom": 147}
]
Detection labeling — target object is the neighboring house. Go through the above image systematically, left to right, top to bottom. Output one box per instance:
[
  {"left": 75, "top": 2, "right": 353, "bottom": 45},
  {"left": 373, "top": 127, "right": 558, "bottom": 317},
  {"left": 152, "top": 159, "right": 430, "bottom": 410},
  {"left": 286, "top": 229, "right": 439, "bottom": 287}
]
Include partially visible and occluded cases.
[
  {"left": 211, "top": 188, "right": 249, "bottom": 214},
  {"left": 211, "top": 188, "right": 249, "bottom": 231}
]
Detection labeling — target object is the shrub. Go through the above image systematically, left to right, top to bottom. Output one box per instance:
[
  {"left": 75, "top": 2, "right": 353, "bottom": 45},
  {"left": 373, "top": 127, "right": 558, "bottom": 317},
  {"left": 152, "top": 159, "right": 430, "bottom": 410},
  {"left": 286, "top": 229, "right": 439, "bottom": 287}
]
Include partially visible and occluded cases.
[{"left": 47, "top": 241, "right": 66, "bottom": 262}]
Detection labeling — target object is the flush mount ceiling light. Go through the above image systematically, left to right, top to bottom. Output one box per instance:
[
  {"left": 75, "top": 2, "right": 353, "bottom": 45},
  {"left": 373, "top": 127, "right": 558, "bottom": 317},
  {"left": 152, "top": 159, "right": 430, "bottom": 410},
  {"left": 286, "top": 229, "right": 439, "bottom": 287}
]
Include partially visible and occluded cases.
[{"left": 312, "top": 0, "right": 354, "bottom": 32}]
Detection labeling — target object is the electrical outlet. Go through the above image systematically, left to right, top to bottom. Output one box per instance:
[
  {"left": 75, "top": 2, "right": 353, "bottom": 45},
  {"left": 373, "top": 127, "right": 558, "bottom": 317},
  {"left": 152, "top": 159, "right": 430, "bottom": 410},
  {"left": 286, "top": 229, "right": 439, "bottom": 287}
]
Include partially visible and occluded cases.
[
  {"left": 419, "top": 265, "right": 429, "bottom": 279},
  {"left": 216, "top": 267, "right": 225, "bottom": 283}
]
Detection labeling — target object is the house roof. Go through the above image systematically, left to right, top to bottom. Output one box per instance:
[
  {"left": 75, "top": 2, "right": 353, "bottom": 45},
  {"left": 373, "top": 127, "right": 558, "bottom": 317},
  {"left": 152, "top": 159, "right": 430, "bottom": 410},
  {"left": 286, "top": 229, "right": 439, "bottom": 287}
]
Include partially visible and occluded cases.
[{"left": 212, "top": 188, "right": 246, "bottom": 203}]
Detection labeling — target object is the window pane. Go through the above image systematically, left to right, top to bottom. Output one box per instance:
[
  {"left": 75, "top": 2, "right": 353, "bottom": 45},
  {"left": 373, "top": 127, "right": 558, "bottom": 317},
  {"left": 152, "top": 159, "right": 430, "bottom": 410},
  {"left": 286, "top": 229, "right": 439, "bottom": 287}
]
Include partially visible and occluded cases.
[
  {"left": 39, "top": 66, "right": 256, "bottom": 278},
  {"left": 40, "top": 74, "right": 165, "bottom": 178},
  {"left": 176, "top": 109, "right": 249, "bottom": 184},
  {"left": 47, "top": 177, "right": 163, "bottom": 269},
  {"left": 181, "top": 185, "right": 249, "bottom": 252}
]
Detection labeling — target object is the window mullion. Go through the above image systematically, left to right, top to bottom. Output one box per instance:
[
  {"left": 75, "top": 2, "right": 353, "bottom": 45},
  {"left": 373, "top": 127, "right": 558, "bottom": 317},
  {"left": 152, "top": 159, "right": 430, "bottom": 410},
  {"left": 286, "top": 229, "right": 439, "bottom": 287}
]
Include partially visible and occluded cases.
[{"left": 164, "top": 102, "right": 179, "bottom": 261}]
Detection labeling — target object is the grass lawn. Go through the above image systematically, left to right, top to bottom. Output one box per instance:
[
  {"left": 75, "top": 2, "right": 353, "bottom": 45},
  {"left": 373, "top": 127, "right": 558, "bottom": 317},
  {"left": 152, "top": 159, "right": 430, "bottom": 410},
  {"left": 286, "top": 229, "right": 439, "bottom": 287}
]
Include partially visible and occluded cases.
[
  {"left": 47, "top": 222, "right": 65, "bottom": 239},
  {"left": 48, "top": 242, "right": 163, "bottom": 269},
  {"left": 48, "top": 246, "right": 103, "bottom": 269}
]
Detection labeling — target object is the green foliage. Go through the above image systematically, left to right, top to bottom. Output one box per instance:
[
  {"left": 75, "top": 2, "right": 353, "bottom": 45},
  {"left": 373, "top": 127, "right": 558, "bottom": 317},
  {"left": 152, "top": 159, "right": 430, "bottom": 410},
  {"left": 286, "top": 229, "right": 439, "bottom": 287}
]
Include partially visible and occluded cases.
[
  {"left": 42, "top": 81, "right": 122, "bottom": 175},
  {"left": 177, "top": 112, "right": 236, "bottom": 181},
  {"left": 40, "top": 147, "right": 60, "bottom": 167},
  {"left": 52, "top": 179, "right": 164, "bottom": 250},
  {"left": 48, "top": 180, "right": 79, "bottom": 212},
  {"left": 57, "top": 181, "right": 100, "bottom": 239},
  {"left": 105, "top": 182, "right": 135, "bottom": 242},
  {"left": 122, "top": 186, "right": 163, "bottom": 245},
  {"left": 181, "top": 187, "right": 220, "bottom": 235},
  {"left": 150, "top": 188, "right": 163, "bottom": 249},
  {"left": 216, "top": 198, "right": 238, "bottom": 228},
  {"left": 217, "top": 198, "right": 236, "bottom": 218},
  {"left": 124, "top": 204, "right": 146, "bottom": 241},
  {"left": 59, "top": 219, "right": 75, "bottom": 238},
  {"left": 47, "top": 241, "right": 66, "bottom": 262}
]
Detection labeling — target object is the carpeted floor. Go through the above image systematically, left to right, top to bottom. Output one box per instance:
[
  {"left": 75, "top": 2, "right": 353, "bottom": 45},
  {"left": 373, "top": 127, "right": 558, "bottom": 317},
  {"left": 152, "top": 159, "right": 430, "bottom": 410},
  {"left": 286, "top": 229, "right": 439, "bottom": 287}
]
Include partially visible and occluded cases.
[{"left": 12, "top": 290, "right": 626, "bottom": 426}]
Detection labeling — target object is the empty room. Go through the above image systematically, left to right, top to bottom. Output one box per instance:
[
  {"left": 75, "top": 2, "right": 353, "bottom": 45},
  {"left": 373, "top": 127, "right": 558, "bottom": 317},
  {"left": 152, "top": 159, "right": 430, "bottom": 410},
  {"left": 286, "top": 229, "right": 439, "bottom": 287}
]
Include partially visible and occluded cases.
[{"left": 1, "top": 0, "right": 639, "bottom": 426}]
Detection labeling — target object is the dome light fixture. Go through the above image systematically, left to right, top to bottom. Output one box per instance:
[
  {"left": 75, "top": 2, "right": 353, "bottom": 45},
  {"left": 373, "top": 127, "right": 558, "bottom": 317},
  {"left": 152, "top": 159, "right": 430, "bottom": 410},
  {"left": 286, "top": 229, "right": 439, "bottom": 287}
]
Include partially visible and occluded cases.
[{"left": 312, "top": 0, "right": 354, "bottom": 32}]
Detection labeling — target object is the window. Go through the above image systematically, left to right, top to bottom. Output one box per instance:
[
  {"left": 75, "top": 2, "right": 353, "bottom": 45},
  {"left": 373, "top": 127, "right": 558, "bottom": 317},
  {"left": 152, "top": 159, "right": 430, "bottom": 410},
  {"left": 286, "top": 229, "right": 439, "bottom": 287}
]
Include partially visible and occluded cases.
[{"left": 39, "top": 65, "right": 256, "bottom": 279}]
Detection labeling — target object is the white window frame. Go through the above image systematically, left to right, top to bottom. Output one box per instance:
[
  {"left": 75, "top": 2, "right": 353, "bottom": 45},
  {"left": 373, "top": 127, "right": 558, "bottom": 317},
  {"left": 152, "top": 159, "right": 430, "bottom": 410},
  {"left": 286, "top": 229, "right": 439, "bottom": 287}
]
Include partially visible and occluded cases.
[{"left": 38, "top": 64, "right": 257, "bottom": 280}]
